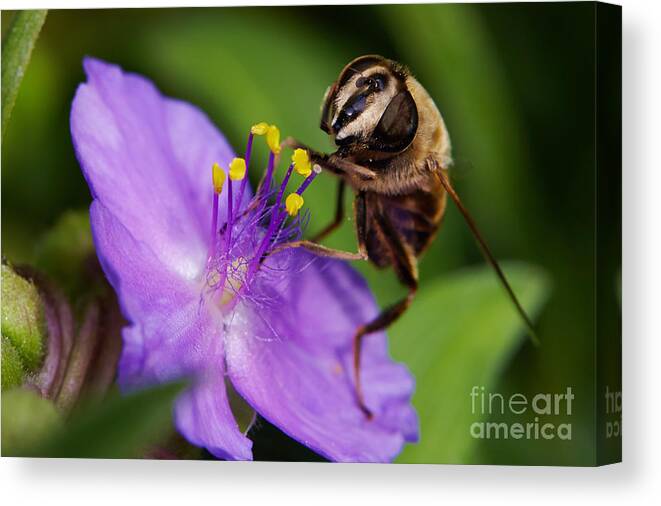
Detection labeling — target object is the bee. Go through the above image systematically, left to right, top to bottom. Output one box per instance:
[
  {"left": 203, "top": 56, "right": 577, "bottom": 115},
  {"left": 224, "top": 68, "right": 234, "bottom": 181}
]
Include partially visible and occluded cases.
[{"left": 275, "top": 55, "right": 537, "bottom": 417}]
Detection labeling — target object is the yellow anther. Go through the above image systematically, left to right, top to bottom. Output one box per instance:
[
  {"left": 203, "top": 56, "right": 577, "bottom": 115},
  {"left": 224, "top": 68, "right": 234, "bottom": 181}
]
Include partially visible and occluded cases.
[
  {"left": 250, "top": 122, "right": 270, "bottom": 135},
  {"left": 250, "top": 122, "right": 281, "bottom": 154},
  {"left": 266, "top": 125, "right": 281, "bottom": 155},
  {"left": 292, "top": 148, "right": 312, "bottom": 177},
  {"left": 229, "top": 157, "right": 247, "bottom": 181},
  {"left": 212, "top": 162, "right": 226, "bottom": 194},
  {"left": 285, "top": 193, "right": 304, "bottom": 217}
]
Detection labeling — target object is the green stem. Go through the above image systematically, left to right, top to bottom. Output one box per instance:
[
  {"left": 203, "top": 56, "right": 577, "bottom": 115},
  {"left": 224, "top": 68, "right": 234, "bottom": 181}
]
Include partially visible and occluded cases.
[{"left": 1, "top": 10, "right": 48, "bottom": 140}]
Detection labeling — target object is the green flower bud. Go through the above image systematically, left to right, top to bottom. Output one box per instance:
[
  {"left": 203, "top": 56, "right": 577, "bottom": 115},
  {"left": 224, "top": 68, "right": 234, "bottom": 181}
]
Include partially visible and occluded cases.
[
  {"left": 1, "top": 264, "right": 46, "bottom": 384},
  {"left": 1, "top": 337, "right": 24, "bottom": 390}
]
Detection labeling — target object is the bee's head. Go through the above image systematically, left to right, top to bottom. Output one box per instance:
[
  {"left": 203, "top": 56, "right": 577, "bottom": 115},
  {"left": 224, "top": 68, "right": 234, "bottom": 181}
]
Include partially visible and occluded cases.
[{"left": 320, "top": 55, "right": 419, "bottom": 153}]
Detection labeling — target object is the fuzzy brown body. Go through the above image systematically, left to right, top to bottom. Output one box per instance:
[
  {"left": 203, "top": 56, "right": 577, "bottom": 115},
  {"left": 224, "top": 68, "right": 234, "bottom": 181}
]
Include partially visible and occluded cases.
[
  {"left": 344, "top": 71, "right": 450, "bottom": 274},
  {"left": 359, "top": 173, "right": 447, "bottom": 274}
]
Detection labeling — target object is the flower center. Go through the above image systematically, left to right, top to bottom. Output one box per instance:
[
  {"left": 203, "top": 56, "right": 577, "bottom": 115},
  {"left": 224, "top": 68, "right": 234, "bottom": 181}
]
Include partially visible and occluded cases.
[{"left": 203, "top": 122, "right": 320, "bottom": 309}]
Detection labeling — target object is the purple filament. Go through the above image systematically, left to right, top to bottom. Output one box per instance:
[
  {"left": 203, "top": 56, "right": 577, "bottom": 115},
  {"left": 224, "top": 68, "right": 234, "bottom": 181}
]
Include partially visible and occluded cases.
[
  {"left": 205, "top": 127, "right": 319, "bottom": 302},
  {"left": 236, "top": 132, "right": 253, "bottom": 210},
  {"left": 249, "top": 163, "right": 295, "bottom": 275},
  {"left": 208, "top": 191, "right": 219, "bottom": 267}
]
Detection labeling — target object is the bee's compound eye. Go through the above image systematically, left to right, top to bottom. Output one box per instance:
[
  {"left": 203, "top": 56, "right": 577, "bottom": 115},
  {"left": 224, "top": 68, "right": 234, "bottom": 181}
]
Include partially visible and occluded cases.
[{"left": 368, "top": 90, "right": 418, "bottom": 152}]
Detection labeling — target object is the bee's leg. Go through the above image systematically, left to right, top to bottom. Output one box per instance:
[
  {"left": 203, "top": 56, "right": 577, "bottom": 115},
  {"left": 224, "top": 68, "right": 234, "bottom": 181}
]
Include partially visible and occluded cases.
[
  {"left": 281, "top": 136, "right": 310, "bottom": 152},
  {"left": 281, "top": 137, "right": 331, "bottom": 170},
  {"left": 282, "top": 137, "right": 376, "bottom": 180},
  {"left": 325, "top": 155, "right": 377, "bottom": 180},
  {"left": 311, "top": 180, "right": 346, "bottom": 242},
  {"left": 262, "top": 190, "right": 367, "bottom": 264},
  {"left": 352, "top": 211, "right": 419, "bottom": 419},
  {"left": 267, "top": 240, "right": 366, "bottom": 261}
]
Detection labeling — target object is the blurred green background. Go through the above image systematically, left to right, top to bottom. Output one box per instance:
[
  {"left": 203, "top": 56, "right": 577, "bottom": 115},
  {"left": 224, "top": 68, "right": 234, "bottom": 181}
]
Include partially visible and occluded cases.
[{"left": 1, "top": 3, "right": 620, "bottom": 465}]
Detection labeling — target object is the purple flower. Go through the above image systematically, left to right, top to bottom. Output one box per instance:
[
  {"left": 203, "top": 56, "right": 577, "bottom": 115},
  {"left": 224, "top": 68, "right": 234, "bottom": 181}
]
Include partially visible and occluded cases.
[{"left": 70, "top": 57, "right": 418, "bottom": 462}]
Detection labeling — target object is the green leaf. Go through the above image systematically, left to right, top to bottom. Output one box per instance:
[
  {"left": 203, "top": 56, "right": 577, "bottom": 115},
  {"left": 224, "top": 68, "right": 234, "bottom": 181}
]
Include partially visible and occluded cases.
[
  {"left": 1, "top": 10, "right": 47, "bottom": 140},
  {"left": 390, "top": 262, "right": 549, "bottom": 463},
  {"left": 1, "top": 263, "right": 45, "bottom": 374},
  {"left": 34, "top": 381, "right": 186, "bottom": 459},
  {"left": 1, "top": 387, "right": 62, "bottom": 456}
]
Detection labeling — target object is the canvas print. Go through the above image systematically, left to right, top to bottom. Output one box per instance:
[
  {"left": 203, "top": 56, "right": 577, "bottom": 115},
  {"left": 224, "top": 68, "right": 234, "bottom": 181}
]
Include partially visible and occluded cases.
[{"left": 1, "top": 2, "right": 621, "bottom": 465}]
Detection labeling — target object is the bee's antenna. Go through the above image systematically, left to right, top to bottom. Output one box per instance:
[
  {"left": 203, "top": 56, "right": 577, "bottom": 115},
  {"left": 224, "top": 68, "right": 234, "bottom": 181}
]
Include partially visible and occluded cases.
[{"left": 438, "top": 169, "right": 540, "bottom": 346}]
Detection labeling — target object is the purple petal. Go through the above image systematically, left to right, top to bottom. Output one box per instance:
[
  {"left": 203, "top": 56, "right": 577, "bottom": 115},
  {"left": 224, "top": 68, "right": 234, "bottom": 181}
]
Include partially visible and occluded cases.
[
  {"left": 71, "top": 57, "right": 237, "bottom": 281},
  {"left": 73, "top": 59, "right": 253, "bottom": 459},
  {"left": 90, "top": 199, "right": 203, "bottom": 386},
  {"left": 91, "top": 201, "right": 252, "bottom": 460},
  {"left": 225, "top": 252, "right": 418, "bottom": 462},
  {"left": 175, "top": 369, "right": 253, "bottom": 461}
]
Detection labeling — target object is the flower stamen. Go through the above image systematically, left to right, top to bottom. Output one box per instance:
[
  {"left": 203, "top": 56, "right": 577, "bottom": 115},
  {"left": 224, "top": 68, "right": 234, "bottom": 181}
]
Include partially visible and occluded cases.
[
  {"left": 250, "top": 122, "right": 270, "bottom": 136},
  {"left": 251, "top": 122, "right": 281, "bottom": 155},
  {"left": 205, "top": 123, "right": 321, "bottom": 305},
  {"left": 265, "top": 125, "right": 281, "bottom": 155},
  {"left": 235, "top": 132, "right": 254, "bottom": 214},
  {"left": 292, "top": 148, "right": 312, "bottom": 177},
  {"left": 255, "top": 151, "right": 276, "bottom": 218},
  {"left": 223, "top": 157, "right": 247, "bottom": 257},
  {"left": 229, "top": 157, "right": 247, "bottom": 181},
  {"left": 208, "top": 162, "right": 226, "bottom": 265},
  {"left": 212, "top": 162, "right": 226, "bottom": 194},
  {"left": 250, "top": 163, "right": 296, "bottom": 274},
  {"left": 295, "top": 163, "right": 321, "bottom": 195},
  {"left": 285, "top": 193, "right": 304, "bottom": 217}
]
